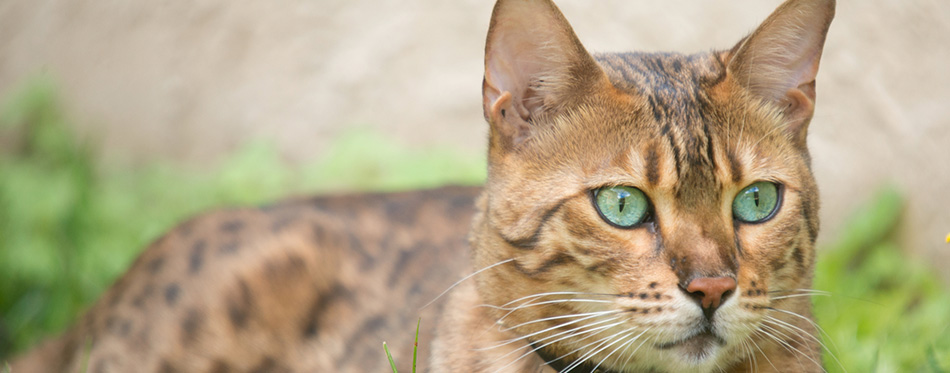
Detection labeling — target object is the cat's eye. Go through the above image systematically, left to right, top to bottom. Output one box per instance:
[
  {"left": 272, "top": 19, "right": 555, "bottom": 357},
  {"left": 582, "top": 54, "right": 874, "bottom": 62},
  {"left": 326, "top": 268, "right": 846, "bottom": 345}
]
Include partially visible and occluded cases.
[
  {"left": 732, "top": 181, "right": 781, "bottom": 223},
  {"left": 593, "top": 186, "right": 650, "bottom": 228}
]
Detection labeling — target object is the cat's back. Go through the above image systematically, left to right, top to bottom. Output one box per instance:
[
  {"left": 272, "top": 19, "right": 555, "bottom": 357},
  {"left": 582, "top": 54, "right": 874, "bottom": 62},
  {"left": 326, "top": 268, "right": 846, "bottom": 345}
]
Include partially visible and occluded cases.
[{"left": 11, "top": 186, "right": 480, "bottom": 373}]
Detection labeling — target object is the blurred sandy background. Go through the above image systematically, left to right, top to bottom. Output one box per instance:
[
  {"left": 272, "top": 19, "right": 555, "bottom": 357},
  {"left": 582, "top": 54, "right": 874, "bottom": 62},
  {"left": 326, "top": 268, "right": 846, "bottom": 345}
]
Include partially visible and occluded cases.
[{"left": 0, "top": 0, "right": 947, "bottom": 280}]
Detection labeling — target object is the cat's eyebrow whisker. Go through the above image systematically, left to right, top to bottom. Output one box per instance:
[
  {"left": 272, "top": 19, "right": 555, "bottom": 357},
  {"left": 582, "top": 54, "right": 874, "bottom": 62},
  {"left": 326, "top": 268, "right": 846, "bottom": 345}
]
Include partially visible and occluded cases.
[{"left": 420, "top": 258, "right": 515, "bottom": 310}]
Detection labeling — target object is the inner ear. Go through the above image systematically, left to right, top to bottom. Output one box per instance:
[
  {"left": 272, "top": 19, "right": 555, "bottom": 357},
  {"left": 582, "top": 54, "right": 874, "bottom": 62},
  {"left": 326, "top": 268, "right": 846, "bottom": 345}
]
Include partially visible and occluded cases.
[
  {"left": 482, "top": 0, "right": 606, "bottom": 151},
  {"left": 783, "top": 81, "right": 816, "bottom": 137},
  {"left": 487, "top": 91, "right": 532, "bottom": 148}
]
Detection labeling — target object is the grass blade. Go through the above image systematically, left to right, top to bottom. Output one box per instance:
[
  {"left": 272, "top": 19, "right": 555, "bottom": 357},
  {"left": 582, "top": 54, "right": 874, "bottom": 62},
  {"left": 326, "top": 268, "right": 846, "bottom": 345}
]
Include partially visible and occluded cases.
[
  {"left": 413, "top": 318, "right": 421, "bottom": 373},
  {"left": 383, "top": 341, "right": 398, "bottom": 373}
]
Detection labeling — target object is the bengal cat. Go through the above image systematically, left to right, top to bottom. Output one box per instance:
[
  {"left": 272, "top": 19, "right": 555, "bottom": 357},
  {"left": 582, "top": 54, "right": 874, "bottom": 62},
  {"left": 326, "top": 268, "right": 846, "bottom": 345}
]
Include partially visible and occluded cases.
[{"left": 10, "top": 0, "right": 835, "bottom": 371}]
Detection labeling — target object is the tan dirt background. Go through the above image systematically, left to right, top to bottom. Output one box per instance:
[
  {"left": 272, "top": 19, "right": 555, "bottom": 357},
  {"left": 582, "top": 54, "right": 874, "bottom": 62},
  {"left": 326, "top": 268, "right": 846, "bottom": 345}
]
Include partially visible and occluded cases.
[{"left": 1, "top": 0, "right": 948, "bottom": 280}]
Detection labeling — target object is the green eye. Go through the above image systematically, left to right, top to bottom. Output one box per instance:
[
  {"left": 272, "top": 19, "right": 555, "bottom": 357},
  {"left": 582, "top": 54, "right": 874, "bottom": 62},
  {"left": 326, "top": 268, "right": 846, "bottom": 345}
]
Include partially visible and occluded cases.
[
  {"left": 732, "top": 181, "right": 780, "bottom": 223},
  {"left": 593, "top": 186, "right": 649, "bottom": 228}
]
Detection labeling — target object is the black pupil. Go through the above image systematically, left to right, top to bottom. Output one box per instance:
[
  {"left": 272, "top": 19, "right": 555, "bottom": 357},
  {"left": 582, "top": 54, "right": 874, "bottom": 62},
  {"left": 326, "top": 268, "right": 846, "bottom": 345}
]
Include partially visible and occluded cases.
[
  {"left": 752, "top": 187, "right": 760, "bottom": 207},
  {"left": 617, "top": 189, "right": 630, "bottom": 212}
]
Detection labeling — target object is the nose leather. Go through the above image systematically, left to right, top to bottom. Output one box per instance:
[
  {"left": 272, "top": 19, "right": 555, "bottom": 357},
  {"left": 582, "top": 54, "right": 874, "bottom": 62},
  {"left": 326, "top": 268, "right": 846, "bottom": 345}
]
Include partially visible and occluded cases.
[{"left": 686, "top": 277, "right": 737, "bottom": 309}]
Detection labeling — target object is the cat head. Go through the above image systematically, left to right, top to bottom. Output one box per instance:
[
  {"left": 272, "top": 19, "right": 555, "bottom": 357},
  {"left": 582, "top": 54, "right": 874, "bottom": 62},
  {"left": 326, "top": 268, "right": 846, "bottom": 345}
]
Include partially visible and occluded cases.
[{"left": 474, "top": 0, "right": 834, "bottom": 370}]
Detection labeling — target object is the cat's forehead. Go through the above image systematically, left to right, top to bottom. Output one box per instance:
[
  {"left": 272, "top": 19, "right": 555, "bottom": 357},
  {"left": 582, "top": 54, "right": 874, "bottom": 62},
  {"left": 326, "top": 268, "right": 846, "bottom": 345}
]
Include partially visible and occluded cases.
[
  {"left": 593, "top": 51, "right": 731, "bottom": 144},
  {"left": 595, "top": 51, "right": 725, "bottom": 104},
  {"left": 593, "top": 52, "right": 730, "bottom": 198}
]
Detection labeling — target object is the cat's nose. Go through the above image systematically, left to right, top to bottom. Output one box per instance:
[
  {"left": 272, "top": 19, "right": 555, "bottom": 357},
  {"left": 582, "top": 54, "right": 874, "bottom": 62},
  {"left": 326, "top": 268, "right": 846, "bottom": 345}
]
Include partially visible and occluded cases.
[{"left": 685, "top": 277, "right": 737, "bottom": 310}]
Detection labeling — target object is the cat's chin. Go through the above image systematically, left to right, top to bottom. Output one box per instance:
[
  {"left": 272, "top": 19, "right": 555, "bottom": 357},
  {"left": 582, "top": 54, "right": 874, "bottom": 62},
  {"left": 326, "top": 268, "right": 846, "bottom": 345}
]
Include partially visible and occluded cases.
[{"left": 655, "top": 329, "right": 725, "bottom": 363}]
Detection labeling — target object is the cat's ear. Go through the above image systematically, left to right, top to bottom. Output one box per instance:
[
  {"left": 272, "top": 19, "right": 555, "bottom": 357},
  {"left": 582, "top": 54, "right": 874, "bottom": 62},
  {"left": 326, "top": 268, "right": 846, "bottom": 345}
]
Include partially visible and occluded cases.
[
  {"left": 483, "top": 0, "right": 605, "bottom": 151},
  {"left": 724, "top": 0, "right": 835, "bottom": 146}
]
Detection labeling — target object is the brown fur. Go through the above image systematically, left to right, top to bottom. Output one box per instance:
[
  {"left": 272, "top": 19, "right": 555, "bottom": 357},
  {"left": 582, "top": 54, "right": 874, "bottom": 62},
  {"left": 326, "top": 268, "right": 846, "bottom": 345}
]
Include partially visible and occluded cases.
[{"left": 11, "top": 0, "right": 835, "bottom": 372}]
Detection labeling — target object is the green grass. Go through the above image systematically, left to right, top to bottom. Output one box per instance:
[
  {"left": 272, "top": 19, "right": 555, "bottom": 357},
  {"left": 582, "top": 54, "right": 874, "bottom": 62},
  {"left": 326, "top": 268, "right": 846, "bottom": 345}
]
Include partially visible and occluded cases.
[
  {"left": 0, "top": 79, "right": 948, "bottom": 371},
  {"left": 814, "top": 188, "right": 950, "bottom": 372},
  {"left": 383, "top": 318, "right": 421, "bottom": 373}
]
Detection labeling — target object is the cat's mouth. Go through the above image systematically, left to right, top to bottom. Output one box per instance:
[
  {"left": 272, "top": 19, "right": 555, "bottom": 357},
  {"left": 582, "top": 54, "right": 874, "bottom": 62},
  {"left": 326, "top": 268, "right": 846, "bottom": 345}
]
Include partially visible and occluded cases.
[{"left": 655, "top": 327, "right": 725, "bottom": 358}]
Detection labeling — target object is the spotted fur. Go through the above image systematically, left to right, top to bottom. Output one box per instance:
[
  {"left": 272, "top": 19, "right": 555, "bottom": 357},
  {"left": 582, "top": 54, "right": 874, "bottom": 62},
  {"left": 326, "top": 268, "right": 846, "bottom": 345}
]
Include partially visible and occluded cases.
[{"left": 11, "top": 188, "right": 479, "bottom": 372}]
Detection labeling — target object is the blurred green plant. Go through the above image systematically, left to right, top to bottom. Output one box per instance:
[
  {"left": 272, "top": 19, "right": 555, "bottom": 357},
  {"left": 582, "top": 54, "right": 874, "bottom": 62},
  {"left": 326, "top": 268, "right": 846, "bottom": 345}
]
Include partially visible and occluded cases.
[{"left": 815, "top": 188, "right": 950, "bottom": 371}]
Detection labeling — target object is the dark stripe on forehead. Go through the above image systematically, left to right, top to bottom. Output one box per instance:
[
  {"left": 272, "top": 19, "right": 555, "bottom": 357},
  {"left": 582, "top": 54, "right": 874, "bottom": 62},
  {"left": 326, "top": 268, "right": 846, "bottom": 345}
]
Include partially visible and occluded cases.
[
  {"left": 701, "top": 115, "right": 718, "bottom": 172},
  {"left": 660, "top": 123, "right": 682, "bottom": 179},
  {"left": 646, "top": 143, "right": 660, "bottom": 187},
  {"left": 499, "top": 198, "right": 568, "bottom": 250},
  {"left": 800, "top": 198, "right": 819, "bottom": 244}
]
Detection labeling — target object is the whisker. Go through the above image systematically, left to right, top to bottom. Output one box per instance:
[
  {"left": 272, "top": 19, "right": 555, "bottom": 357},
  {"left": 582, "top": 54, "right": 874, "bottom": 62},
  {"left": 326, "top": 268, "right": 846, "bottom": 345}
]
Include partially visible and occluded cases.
[
  {"left": 420, "top": 258, "right": 514, "bottom": 310},
  {"left": 768, "top": 288, "right": 830, "bottom": 296},
  {"left": 499, "top": 291, "right": 620, "bottom": 309},
  {"left": 770, "top": 293, "right": 827, "bottom": 300},
  {"left": 484, "top": 297, "right": 615, "bottom": 328},
  {"left": 487, "top": 298, "right": 614, "bottom": 312},
  {"left": 766, "top": 306, "right": 845, "bottom": 371},
  {"left": 501, "top": 309, "right": 622, "bottom": 332},
  {"left": 477, "top": 312, "right": 620, "bottom": 351},
  {"left": 763, "top": 312, "right": 845, "bottom": 373},
  {"left": 488, "top": 319, "right": 627, "bottom": 373},
  {"left": 758, "top": 323, "right": 822, "bottom": 370},
  {"left": 539, "top": 326, "right": 620, "bottom": 368},
  {"left": 590, "top": 328, "right": 649, "bottom": 372},
  {"left": 753, "top": 328, "right": 808, "bottom": 371},
  {"left": 560, "top": 330, "right": 632, "bottom": 373},
  {"left": 619, "top": 330, "right": 653, "bottom": 369},
  {"left": 748, "top": 330, "right": 779, "bottom": 372},
  {"left": 739, "top": 339, "right": 758, "bottom": 373}
]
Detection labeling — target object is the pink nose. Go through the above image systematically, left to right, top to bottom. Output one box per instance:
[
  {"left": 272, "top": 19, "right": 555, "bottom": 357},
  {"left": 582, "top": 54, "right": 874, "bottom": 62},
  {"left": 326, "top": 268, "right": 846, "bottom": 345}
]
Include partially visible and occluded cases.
[{"left": 686, "top": 277, "right": 737, "bottom": 310}]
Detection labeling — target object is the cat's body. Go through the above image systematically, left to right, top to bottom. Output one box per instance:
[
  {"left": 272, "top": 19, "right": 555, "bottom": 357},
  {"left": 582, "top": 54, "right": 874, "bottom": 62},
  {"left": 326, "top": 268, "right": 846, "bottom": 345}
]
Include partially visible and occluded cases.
[
  {"left": 11, "top": 0, "right": 835, "bottom": 372},
  {"left": 12, "top": 187, "right": 480, "bottom": 372}
]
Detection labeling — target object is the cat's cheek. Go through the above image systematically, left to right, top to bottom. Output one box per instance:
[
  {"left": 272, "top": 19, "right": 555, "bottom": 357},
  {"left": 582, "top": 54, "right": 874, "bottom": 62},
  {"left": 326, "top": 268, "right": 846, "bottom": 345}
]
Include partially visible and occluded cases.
[{"left": 735, "top": 214, "right": 798, "bottom": 278}]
